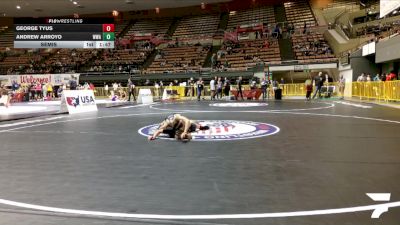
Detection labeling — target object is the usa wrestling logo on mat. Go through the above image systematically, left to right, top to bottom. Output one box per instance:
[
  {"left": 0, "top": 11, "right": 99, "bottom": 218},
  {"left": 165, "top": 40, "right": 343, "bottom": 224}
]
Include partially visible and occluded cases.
[{"left": 138, "top": 120, "right": 280, "bottom": 141}]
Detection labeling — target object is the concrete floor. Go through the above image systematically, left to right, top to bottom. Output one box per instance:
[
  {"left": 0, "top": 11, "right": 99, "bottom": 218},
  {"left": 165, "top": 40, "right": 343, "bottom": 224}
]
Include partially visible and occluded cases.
[{"left": 0, "top": 99, "right": 399, "bottom": 225}]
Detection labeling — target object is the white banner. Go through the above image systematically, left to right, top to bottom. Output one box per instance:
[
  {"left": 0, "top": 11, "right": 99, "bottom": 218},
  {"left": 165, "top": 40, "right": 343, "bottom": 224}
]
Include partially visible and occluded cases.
[
  {"left": 380, "top": 0, "right": 400, "bottom": 18},
  {"left": 0, "top": 74, "right": 79, "bottom": 86},
  {"left": 137, "top": 89, "right": 153, "bottom": 104},
  {"left": 60, "top": 90, "right": 97, "bottom": 114}
]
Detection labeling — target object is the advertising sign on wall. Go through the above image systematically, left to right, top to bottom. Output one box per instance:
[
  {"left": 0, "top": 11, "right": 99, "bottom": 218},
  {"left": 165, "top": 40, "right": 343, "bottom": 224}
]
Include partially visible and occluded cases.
[{"left": 60, "top": 90, "right": 97, "bottom": 114}]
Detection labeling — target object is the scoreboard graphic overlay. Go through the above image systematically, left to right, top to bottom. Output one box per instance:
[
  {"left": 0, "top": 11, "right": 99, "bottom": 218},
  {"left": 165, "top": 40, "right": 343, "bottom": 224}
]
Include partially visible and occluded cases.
[{"left": 14, "top": 18, "right": 115, "bottom": 49}]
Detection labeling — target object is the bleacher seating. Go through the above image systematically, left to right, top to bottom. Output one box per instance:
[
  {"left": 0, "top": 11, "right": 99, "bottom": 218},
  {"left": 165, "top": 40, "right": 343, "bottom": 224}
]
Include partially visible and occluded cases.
[
  {"left": 284, "top": 0, "right": 316, "bottom": 29},
  {"left": 324, "top": 0, "right": 359, "bottom": 10},
  {"left": 0, "top": 3, "right": 343, "bottom": 75},
  {"left": 227, "top": 6, "right": 276, "bottom": 30},
  {"left": 173, "top": 14, "right": 219, "bottom": 38},
  {"left": 124, "top": 18, "right": 173, "bottom": 38},
  {"left": 114, "top": 20, "right": 130, "bottom": 37},
  {"left": 355, "top": 22, "right": 392, "bottom": 37},
  {"left": 0, "top": 26, "right": 8, "bottom": 33},
  {"left": 0, "top": 30, "right": 14, "bottom": 49},
  {"left": 291, "top": 33, "right": 336, "bottom": 63},
  {"left": 218, "top": 38, "right": 281, "bottom": 70},
  {"left": 92, "top": 41, "right": 153, "bottom": 71},
  {"left": 146, "top": 44, "right": 210, "bottom": 73},
  {"left": 44, "top": 49, "right": 96, "bottom": 73},
  {"left": 0, "top": 50, "right": 51, "bottom": 74}
]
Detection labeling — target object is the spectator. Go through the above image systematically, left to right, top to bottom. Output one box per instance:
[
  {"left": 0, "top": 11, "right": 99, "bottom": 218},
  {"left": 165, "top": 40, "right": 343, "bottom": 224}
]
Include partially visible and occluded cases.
[
  {"left": 273, "top": 24, "right": 281, "bottom": 38},
  {"left": 263, "top": 39, "right": 270, "bottom": 49},
  {"left": 211, "top": 53, "right": 216, "bottom": 69},
  {"left": 386, "top": 70, "right": 397, "bottom": 81},
  {"left": 312, "top": 72, "right": 323, "bottom": 99},
  {"left": 357, "top": 73, "right": 365, "bottom": 82},
  {"left": 381, "top": 73, "right": 386, "bottom": 81},
  {"left": 373, "top": 74, "right": 381, "bottom": 81},
  {"left": 338, "top": 75, "right": 345, "bottom": 100},
  {"left": 236, "top": 76, "right": 244, "bottom": 100},
  {"left": 69, "top": 77, "right": 77, "bottom": 90},
  {"left": 210, "top": 77, "right": 216, "bottom": 100},
  {"left": 216, "top": 77, "right": 223, "bottom": 99},
  {"left": 223, "top": 77, "right": 231, "bottom": 98},
  {"left": 261, "top": 77, "right": 268, "bottom": 100},
  {"left": 197, "top": 78, "right": 204, "bottom": 101},
  {"left": 250, "top": 79, "right": 257, "bottom": 90},
  {"left": 305, "top": 79, "right": 313, "bottom": 101},
  {"left": 47, "top": 82, "right": 53, "bottom": 99},
  {"left": 83, "top": 82, "right": 90, "bottom": 90},
  {"left": 42, "top": 83, "right": 47, "bottom": 100},
  {"left": 56, "top": 85, "right": 63, "bottom": 98}
]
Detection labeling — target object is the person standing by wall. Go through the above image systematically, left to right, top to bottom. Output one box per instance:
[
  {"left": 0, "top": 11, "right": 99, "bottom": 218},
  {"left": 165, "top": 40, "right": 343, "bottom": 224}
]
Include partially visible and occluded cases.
[
  {"left": 211, "top": 53, "right": 216, "bottom": 70},
  {"left": 312, "top": 72, "right": 323, "bottom": 99},
  {"left": 338, "top": 75, "right": 345, "bottom": 100},
  {"left": 236, "top": 76, "right": 244, "bottom": 100},
  {"left": 69, "top": 77, "right": 77, "bottom": 90},
  {"left": 210, "top": 77, "right": 216, "bottom": 100},
  {"left": 216, "top": 77, "right": 223, "bottom": 99},
  {"left": 223, "top": 77, "right": 230, "bottom": 99},
  {"left": 261, "top": 77, "right": 268, "bottom": 100},
  {"left": 127, "top": 78, "right": 136, "bottom": 102},
  {"left": 189, "top": 78, "right": 195, "bottom": 98},
  {"left": 197, "top": 78, "right": 204, "bottom": 101},
  {"left": 250, "top": 78, "right": 257, "bottom": 90},
  {"left": 305, "top": 79, "right": 313, "bottom": 101},
  {"left": 46, "top": 82, "right": 53, "bottom": 99},
  {"left": 104, "top": 82, "right": 109, "bottom": 96},
  {"left": 154, "top": 82, "right": 160, "bottom": 99},
  {"left": 42, "top": 83, "right": 47, "bottom": 101}
]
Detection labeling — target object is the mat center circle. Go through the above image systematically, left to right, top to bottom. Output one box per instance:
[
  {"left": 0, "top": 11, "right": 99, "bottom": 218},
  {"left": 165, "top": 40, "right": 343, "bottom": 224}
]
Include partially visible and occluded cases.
[{"left": 138, "top": 120, "right": 279, "bottom": 141}]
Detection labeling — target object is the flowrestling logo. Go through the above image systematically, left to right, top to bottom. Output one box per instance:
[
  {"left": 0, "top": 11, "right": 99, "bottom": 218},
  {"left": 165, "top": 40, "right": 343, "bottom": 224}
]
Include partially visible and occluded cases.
[
  {"left": 66, "top": 95, "right": 95, "bottom": 108},
  {"left": 210, "top": 103, "right": 268, "bottom": 107},
  {"left": 138, "top": 120, "right": 279, "bottom": 141}
]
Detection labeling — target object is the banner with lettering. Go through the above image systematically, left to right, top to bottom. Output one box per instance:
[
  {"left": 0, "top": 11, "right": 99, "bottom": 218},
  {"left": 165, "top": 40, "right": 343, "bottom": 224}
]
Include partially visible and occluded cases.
[{"left": 0, "top": 73, "right": 79, "bottom": 86}]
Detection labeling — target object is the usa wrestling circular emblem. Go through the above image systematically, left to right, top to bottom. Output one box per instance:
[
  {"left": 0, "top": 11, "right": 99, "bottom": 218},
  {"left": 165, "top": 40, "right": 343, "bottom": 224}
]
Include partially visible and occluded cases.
[{"left": 138, "top": 120, "right": 279, "bottom": 141}]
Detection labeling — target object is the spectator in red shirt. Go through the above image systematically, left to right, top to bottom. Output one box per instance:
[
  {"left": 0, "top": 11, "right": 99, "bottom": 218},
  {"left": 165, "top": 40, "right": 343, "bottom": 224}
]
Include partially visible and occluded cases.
[
  {"left": 263, "top": 40, "right": 270, "bottom": 49},
  {"left": 386, "top": 71, "right": 397, "bottom": 81},
  {"left": 89, "top": 83, "right": 95, "bottom": 90}
]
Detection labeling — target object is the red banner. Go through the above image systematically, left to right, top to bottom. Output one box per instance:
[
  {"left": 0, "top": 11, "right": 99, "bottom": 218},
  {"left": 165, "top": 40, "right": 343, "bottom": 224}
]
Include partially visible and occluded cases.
[
  {"left": 236, "top": 23, "right": 264, "bottom": 33},
  {"left": 224, "top": 31, "right": 238, "bottom": 43}
]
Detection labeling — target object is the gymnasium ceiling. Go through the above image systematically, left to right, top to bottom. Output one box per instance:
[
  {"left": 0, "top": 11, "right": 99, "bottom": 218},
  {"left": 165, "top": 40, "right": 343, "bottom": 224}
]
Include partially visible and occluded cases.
[{"left": 0, "top": 0, "right": 232, "bottom": 17}]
